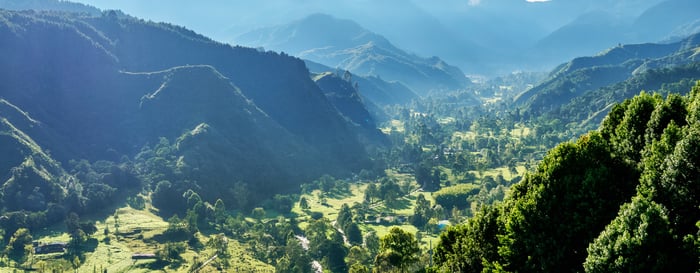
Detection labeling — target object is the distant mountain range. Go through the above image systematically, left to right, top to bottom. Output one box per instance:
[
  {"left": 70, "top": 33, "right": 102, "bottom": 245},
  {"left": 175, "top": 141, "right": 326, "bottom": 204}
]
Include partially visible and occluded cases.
[
  {"left": 7, "top": 0, "right": 698, "bottom": 76},
  {"left": 229, "top": 0, "right": 699, "bottom": 75},
  {"left": 529, "top": 0, "right": 700, "bottom": 66},
  {"left": 0, "top": 8, "right": 382, "bottom": 215},
  {"left": 236, "top": 13, "right": 471, "bottom": 95},
  {"left": 515, "top": 32, "right": 700, "bottom": 127}
]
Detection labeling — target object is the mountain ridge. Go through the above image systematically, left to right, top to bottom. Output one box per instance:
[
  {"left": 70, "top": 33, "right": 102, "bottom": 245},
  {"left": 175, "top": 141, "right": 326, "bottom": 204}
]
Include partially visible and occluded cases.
[
  {"left": 0, "top": 9, "right": 378, "bottom": 217},
  {"left": 236, "top": 13, "right": 470, "bottom": 95}
]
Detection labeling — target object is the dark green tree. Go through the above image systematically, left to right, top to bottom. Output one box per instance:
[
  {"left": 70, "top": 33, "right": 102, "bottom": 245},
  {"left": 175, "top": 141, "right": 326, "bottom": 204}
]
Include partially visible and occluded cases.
[
  {"left": 498, "top": 132, "right": 638, "bottom": 273},
  {"left": 299, "top": 196, "right": 310, "bottom": 210},
  {"left": 584, "top": 197, "right": 685, "bottom": 273},
  {"left": 337, "top": 204, "right": 353, "bottom": 231},
  {"left": 433, "top": 205, "right": 500, "bottom": 273},
  {"left": 345, "top": 222, "right": 363, "bottom": 246},
  {"left": 374, "top": 227, "right": 420, "bottom": 272},
  {"left": 5, "top": 228, "right": 32, "bottom": 264},
  {"left": 364, "top": 231, "right": 380, "bottom": 258}
]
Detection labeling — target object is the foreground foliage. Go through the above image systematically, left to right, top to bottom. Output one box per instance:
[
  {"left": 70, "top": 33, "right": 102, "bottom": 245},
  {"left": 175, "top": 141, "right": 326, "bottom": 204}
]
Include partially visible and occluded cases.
[{"left": 433, "top": 82, "right": 700, "bottom": 273}]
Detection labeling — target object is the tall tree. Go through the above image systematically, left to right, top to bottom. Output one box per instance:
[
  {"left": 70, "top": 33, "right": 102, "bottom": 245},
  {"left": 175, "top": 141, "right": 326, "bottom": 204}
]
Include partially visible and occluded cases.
[
  {"left": 499, "top": 132, "right": 637, "bottom": 273},
  {"left": 584, "top": 197, "right": 686, "bottom": 273},
  {"left": 433, "top": 205, "right": 501, "bottom": 273},
  {"left": 374, "top": 227, "right": 420, "bottom": 272},
  {"left": 5, "top": 228, "right": 32, "bottom": 264}
]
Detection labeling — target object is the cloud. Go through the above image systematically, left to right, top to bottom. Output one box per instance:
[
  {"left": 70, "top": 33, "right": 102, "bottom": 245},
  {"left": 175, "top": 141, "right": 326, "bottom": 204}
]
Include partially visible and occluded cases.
[
  {"left": 468, "top": 0, "right": 481, "bottom": 6},
  {"left": 526, "top": 0, "right": 551, "bottom": 2}
]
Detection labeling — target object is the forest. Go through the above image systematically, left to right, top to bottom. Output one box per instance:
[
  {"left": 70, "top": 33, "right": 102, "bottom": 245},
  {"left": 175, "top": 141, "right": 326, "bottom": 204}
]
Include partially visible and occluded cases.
[{"left": 0, "top": 2, "right": 699, "bottom": 273}]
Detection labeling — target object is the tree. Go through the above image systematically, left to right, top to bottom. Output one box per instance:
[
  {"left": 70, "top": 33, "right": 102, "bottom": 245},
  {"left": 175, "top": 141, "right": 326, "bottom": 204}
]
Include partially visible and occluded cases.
[
  {"left": 498, "top": 132, "right": 638, "bottom": 273},
  {"left": 364, "top": 183, "right": 378, "bottom": 204},
  {"left": 273, "top": 194, "right": 294, "bottom": 214},
  {"left": 412, "top": 194, "right": 432, "bottom": 228},
  {"left": 299, "top": 196, "right": 310, "bottom": 210},
  {"left": 584, "top": 197, "right": 687, "bottom": 273},
  {"left": 213, "top": 199, "right": 227, "bottom": 226},
  {"left": 337, "top": 204, "right": 353, "bottom": 231},
  {"left": 433, "top": 205, "right": 501, "bottom": 273},
  {"left": 251, "top": 207, "right": 266, "bottom": 221},
  {"left": 345, "top": 222, "right": 363, "bottom": 246},
  {"left": 374, "top": 227, "right": 420, "bottom": 272},
  {"left": 5, "top": 228, "right": 32, "bottom": 264},
  {"left": 364, "top": 231, "right": 380, "bottom": 258},
  {"left": 207, "top": 233, "right": 230, "bottom": 268},
  {"left": 321, "top": 234, "right": 348, "bottom": 273},
  {"left": 277, "top": 235, "right": 312, "bottom": 273},
  {"left": 156, "top": 242, "right": 186, "bottom": 263},
  {"left": 346, "top": 245, "right": 371, "bottom": 268},
  {"left": 349, "top": 263, "right": 369, "bottom": 273}
]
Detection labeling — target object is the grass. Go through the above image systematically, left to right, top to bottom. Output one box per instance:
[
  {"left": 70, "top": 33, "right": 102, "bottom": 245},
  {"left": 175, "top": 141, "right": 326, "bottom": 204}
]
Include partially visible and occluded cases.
[
  {"left": 380, "top": 119, "right": 405, "bottom": 134},
  {"left": 469, "top": 165, "right": 527, "bottom": 182},
  {"left": 291, "top": 175, "right": 440, "bottom": 252},
  {"left": 3, "top": 205, "right": 274, "bottom": 273}
]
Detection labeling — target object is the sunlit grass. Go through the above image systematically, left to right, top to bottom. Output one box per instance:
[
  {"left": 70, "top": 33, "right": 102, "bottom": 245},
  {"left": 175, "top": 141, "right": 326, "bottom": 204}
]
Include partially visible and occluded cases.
[
  {"left": 380, "top": 119, "right": 405, "bottom": 134},
  {"left": 5, "top": 205, "right": 274, "bottom": 273}
]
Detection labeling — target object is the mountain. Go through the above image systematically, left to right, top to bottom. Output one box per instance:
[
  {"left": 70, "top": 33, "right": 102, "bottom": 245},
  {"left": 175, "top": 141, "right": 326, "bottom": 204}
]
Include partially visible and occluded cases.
[
  {"left": 0, "top": 0, "right": 100, "bottom": 14},
  {"left": 529, "top": 0, "right": 700, "bottom": 68},
  {"left": 633, "top": 0, "right": 700, "bottom": 40},
  {"left": 0, "top": 9, "right": 377, "bottom": 218},
  {"left": 530, "top": 11, "right": 632, "bottom": 65},
  {"left": 236, "top": 13, "right": 470, "bottom": 95},
  {"left": 515, "top": 32, "right": 700, "bottom": 125},
  {"left": 304, "top": 60, "right": 418, "bottom": 106},
  {"left": 312, "top": 72, "right": 388, "bottom": 146}
]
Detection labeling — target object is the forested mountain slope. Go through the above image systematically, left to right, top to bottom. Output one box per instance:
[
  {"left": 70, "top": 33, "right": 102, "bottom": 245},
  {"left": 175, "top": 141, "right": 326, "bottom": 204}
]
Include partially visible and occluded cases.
[
  {"left": 0, "top": 9, "right": 377, "bottom": 225},
  {"left": 516, "top": 32, "right": 700, "bottom": 124}
]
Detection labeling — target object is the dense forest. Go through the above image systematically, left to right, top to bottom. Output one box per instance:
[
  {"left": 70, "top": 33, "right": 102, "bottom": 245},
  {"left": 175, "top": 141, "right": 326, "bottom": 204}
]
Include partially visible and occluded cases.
[
  {"left": 0, "top": 2, "right": 699, "bottom": 273},
  {"left": 433, "top": 83, "right": 700, "bottom": 273}
]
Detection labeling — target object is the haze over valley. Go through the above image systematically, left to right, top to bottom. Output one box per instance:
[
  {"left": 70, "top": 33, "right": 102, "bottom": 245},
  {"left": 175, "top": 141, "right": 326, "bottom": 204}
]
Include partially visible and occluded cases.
[{"left": 0, "top": 0, "right": 698, "bottom": 272}]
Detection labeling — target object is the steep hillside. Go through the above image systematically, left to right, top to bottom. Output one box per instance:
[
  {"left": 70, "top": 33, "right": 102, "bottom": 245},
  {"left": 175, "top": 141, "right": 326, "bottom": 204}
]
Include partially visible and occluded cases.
[
  {"left": 0, "top": 9, "right": 376, "bottom": 221},
  {"left": 236, "top": 13, "right": 470, "bottom": 95},
  {"left": 516, "top": 32, "right": 700, "bottom": 120},
  {"left": 304, "top": 60, "right": 418, "bottom": 106},
  {"left": 312, "top": 72, "right": 388, "bottom": 146}
]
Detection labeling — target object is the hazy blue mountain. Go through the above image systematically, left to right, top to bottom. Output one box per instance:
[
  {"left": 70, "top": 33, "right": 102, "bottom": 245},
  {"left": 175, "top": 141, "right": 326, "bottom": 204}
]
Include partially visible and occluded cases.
[
  {"left": 0, "top": 0, "right": 100, "bottom": 14},
  {"left": 47, "top": 0, "right": 691, "bottom": 75},
  {"left": 529, "top": 0, "right": 700, "bottom": 69},
  {"left": 633, "top": 0, "right": 700, "bottom": 41},
  {"left": 0, "top": 9, "right": 377, "bottom": 213},
  {"left": 530, "top": 11, "right": 632, "bottom": 66},
  {"left": 236, "top": 13, "right": 470, "bottom": 95},
  {"left": 516, "top": 32, "right": 700, "bottom": 124},
  {"left": 304, "top": 60, "right": 417, "bottom": 107}
]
